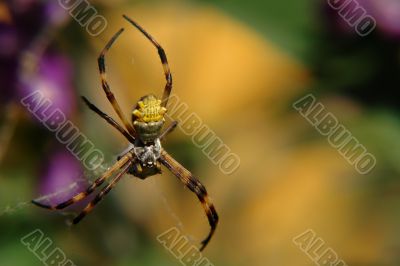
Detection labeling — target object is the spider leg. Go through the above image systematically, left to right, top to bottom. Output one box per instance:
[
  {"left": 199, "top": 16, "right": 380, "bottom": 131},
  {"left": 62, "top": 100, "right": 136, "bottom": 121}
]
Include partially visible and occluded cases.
[
  {"left": 122, "top": 15, "right": 173, "bottom": 108},
  {"left": 98, "top": 28, "right": 137, "bottom": 136},
  {"left": 81, "top": 96, "right": 135, "bottom": 143},
  {"left": 159, "top": 121, "right": 178, "bottom": 141},
  {"left": 159, "top": 149, "right": 218, "bottom": 251},
  {"left": 32, "top": 152, "right": 134, "bottom": 210},
  {"left": 72, "top": 160, "right": 132, "bottom": 224}
]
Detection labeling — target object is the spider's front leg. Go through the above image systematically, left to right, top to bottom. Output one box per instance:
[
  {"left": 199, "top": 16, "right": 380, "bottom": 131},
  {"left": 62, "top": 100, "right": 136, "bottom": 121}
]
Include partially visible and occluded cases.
[
  {"left": 122, "top": 15, "right": 173, "bottom": 107},
  {"left": 98, "top": 28, "right": 137, "bottom": 136},
  {"left": 81, "top": 96, "right": 135, "bottom": 143},
  {"left": 159, "top": 149, "right": 219, "bottom": 251}
]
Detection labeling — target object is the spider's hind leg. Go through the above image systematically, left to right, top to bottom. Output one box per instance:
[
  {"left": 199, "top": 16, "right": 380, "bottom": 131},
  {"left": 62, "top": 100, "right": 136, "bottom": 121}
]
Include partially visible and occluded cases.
[
  {"left": 117, "top": 144, "right": 135, "bottom": 161},
  {"left": 159, "top": 150, "right": 219, "bottom": 251},
  {"left": 32, "top": 153, "right": 134, "bottom": 211},
  {"left": 73, "top": 161, "right": 132, "bottom": 224}
]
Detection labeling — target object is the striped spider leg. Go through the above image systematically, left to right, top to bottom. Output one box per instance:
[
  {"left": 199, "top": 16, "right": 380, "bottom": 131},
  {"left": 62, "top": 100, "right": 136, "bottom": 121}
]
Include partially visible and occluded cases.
[
  {"left": 122, "top": 15, "right": 173, "bottom": 108},
  {"left": 97, "top": 27, "right": 137, "bottom": 136},
  {"left": 81, "top": 96, "right": 135, "bottom": 143},
  {"left": 159, "top": 150, "right": 219, "bottom": 252},
  {"left": 32, "top": 152, "right": 134, "bottom": 220},
  {"left": 72, "top": 159, "right": 133, "bottom": 224}
]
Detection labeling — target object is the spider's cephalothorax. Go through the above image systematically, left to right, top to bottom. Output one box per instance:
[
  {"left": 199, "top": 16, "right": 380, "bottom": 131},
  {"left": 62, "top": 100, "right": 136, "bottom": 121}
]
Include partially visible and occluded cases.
[
  {"left": 32, "top": 15, "right": 218, "bottom": 252},
  {"left": 131, "top": 139, "right": 162, "bottom": 179}
]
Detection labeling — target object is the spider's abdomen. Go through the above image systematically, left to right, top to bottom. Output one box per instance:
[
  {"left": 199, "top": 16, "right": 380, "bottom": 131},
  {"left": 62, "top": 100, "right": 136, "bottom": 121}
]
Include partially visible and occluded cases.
[
  {"left": 132, "top": 94, "right": 166, "bottom": 143},
  {"left": 133, "top": 120, "right": 164, "bottom": 143}
]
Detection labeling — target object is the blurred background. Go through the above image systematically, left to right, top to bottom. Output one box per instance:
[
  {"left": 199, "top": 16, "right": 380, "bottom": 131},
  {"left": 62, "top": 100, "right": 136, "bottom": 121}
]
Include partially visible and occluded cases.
[{"left": 1, "top": 0, "right": 399, "bottom": 265}]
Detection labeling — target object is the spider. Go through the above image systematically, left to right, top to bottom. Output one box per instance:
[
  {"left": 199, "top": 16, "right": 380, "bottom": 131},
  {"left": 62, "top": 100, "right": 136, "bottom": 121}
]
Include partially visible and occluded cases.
[{"left": 32, "top": 14, "right": 218, "bottom": 252}]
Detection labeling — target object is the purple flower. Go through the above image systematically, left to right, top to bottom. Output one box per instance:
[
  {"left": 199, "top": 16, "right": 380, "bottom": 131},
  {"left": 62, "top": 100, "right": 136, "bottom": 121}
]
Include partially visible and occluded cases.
[
  {"left": 324, "top": 0, "right": 400, "bottom": 39},
  {"left": 361, "top": 0, "right": 400, "bottom": 38},
  {"left": 0, "top": 1, "right": 72, "bottom": 106},
  {"left": 44, "top": 1, "right": 70, "bottom": 27},
  {"left": 19, "top": 52, "right": 77, "bottom": 118},
  {"left": 37, "top": 150, "right": 87, "bottom": 207}
]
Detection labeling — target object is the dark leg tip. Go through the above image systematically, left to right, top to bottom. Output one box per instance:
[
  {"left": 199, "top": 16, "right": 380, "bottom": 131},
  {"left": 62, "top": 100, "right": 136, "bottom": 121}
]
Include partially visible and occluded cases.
[
  {"left": 31, "top": 200, "right": 52, "bottom": 210},
  {"left": 72, "top": 213, "right": 85, "bottom": 225},
  {"left": 72, "top": 218, "right": 80, "bottom": 225}
]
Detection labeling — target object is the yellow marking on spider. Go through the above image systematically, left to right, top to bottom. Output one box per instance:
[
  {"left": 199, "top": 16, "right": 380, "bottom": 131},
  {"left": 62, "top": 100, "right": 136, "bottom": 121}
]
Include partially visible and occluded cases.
[
  {"left": 132, "top": 95, "right": 167, "bottom": 123},
  {"left": 138, "top": 101, "right": 145, "bottom": 109},
  {"left": 132, "top": 109, "right": 142, "bottom": 118},
  {"left": 136, "top": 163, "right": 143, "bottom": 173},
  {"left": 74, "top": 194, "right": 86, "bottom": 201}
]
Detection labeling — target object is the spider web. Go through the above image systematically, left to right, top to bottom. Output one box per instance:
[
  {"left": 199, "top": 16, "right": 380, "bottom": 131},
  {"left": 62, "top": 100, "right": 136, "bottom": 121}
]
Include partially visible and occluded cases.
[
  {"left": 150, "top": 177, "right": 198, "bottom": 245},
  {"left": 0, "top": 180, "right": 78, "bottom": 217}
]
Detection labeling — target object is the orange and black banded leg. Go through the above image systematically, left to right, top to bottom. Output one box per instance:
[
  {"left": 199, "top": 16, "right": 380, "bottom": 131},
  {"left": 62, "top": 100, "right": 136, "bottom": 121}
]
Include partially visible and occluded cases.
[
  {"left": 122, "top": 15, "right": 173, "bottom": 108},
  {"left": 98, "top": 28, "right": 136, "bottom": 136},
  {"left": 81, "top": 96, "right": 135, "bottom": 143},
  {"left": 159, "top": 121, "right": 178, "bottom": 141},
  {"left": 159, "top": 150, "right": 219, "bottom": 251},
  {"left": 32, "top": 152, "right": 134, "bottom": 210},
  {"left": 73, "top": 161, "right": 132, "bottom": 224}
]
